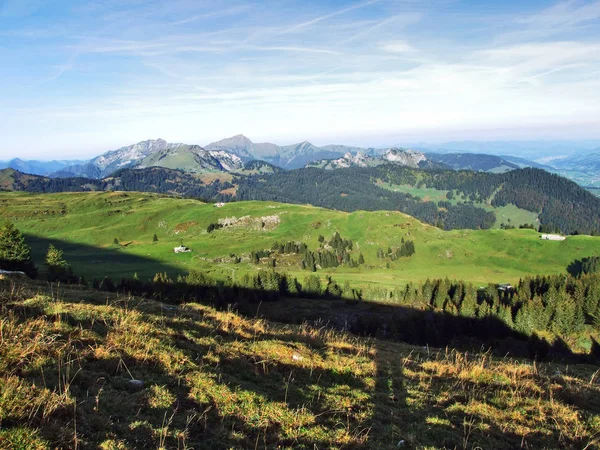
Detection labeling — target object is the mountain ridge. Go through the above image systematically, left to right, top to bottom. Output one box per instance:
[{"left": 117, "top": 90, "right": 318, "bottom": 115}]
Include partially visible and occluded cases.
[{"left": 7, "top": 136, "right": 600, "bottom": 186}]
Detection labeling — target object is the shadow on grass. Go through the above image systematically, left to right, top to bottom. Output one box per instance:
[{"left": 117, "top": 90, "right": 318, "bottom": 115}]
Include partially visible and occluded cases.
[
  {"left": 20, "top": 233, "right": 597, "bottom": 364},
  {"left": 24, "top": 233, "right": 186, "bottom": 281},
  {"left": 3, "top": 235, "right": 598, "bottom": 448}
]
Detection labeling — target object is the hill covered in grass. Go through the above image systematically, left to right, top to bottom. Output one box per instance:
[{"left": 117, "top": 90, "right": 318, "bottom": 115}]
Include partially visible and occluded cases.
[
  {"left": 3, "top": 162, "right": 600, "bottom": 234},
  {"left": 2, "top": 192, "right": 600, "bottom": 288},
  {"left": 1, "top": 275, "right": 599, "bottom": 449}
]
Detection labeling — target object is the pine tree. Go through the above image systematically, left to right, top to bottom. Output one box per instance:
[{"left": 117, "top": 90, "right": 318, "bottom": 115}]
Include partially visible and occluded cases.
[
  {"left": 0, "top": 221, "right": 37, "bottom": 277},
  {"left": 153, "top": 234, "right": 159, "bottom": 242},
  {"left": 45, "top": 244, "right": 73, "bottom": 282},
  {"left": 358, "top": 253, "right": 365, "bottom": 264},
  {"left": 459, "top": 289, "right": 478, "bottom": 318}
]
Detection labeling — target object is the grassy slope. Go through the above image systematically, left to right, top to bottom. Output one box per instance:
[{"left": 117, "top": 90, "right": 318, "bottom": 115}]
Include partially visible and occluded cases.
[
  {"left": 1, "top": 191, "right": 599, "bottom": 288},
  {"left": 1, "top": 276, "right": 599, "bottom": 449}
]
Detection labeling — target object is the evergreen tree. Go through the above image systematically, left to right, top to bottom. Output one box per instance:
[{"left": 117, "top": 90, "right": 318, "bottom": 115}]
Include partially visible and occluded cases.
[
  {"left": 0, "top": 221, "right": 37, "bottom": 277},
  {"left": 153, "top": 234, "right": 159, "bottom": 242},
  {"left": 45, "top": 244, "right": 73, "bottom": 282},
  {"left": 358, "top": 253, "right": 365, "bottom": 265},
  {"left": 303, "top": 275, "right": 322, "bottom": 296},
  {"left": 459, "top": 288, "right": 478, "bottom": 318}
]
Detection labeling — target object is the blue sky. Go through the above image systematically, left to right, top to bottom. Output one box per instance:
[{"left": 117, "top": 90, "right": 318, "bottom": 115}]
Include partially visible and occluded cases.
[{"left": 2, "top": 0, "right": 600, "bottom": 159}]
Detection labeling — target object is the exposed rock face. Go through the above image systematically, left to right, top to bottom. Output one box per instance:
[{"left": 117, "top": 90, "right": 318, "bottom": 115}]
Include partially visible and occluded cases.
[
  {"left": 33, "top": 136, "right": 427, "bottom": 179},
  {"left": 55, "top": 139, "right": 243, "bottom": 178},
  {"left": 56, "top": 139, "right": 186, "bottom": 178},
  {"left": 307, "top": 148, "right": 427, "bottom": 170},
  {"left": 382, "top": 148, "right": 427, "bottom": 168},
  {"left": 218, "top": 215, "right": 281, "bottom": 231}
]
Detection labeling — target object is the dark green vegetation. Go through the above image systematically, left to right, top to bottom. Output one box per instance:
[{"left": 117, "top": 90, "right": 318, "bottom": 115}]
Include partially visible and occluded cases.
[
  {"left": 425, "top": 153, "right": 520, "bottom": 173},
  {"left": 3, "top": 162, "right": 599, "bottom": 234},
  {"left": 237, "top": 166, "right": 600, "bottom": 234},
  {"left": 0, "top": 221, "right": 37, "bottom": 277},
  {"left": 83, "top": 261, "right": 600, "bottom": 358},
  {"left": 1, "top": 275, "right": 599, "bottom": 449}
]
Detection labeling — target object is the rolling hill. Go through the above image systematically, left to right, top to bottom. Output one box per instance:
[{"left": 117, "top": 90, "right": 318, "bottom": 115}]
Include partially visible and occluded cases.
[
  {"left": 425, "top": 153, "right": 520, "bottom": 173},
  {"left": 3, "top": 162, "right": 600, "bottom": 234},
  {"left": 2, "top": 191, "right": 600, "bottom": 288}
]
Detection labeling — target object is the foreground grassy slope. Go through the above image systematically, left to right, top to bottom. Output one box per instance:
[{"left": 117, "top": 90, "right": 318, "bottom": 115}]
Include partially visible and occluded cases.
[
  {"left": 2, "top": 191, "right": 600, "bottom": 288},
  {"left": 1, "top": 275, "right": 599, "bottom": 449}
]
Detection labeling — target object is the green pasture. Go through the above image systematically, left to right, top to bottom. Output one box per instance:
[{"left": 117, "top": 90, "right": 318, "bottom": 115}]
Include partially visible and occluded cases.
[{"left": 1, "top": 191, "right": 598, "bottom": 289}]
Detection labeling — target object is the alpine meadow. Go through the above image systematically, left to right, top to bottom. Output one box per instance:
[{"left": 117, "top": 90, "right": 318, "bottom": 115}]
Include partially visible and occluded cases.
[{"left": 2, "top": 0, "right": 600, "bottom": 449}]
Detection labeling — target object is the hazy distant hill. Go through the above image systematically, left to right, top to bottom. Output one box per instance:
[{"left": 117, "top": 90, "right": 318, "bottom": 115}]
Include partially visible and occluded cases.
[
  {"left": 204, "top": 134, "right": 261, "bottom": 161},
  {"left": 206, "top": 135, "right": 347, "bottom": 169},
  {"left": 413, "top": 140, "right": 600, "bottom": 159},
  {"left": 550, "top": 150, "right": 600, "bottom": 171},
  {"left": 426, "top": 153, "right": 520, "bottom": 173},
  {"left": 499, "top": 155, "right": 555, "bottom": 170},
  {"left": 0, "top": 158, "right": 84, "bottom": 176}
]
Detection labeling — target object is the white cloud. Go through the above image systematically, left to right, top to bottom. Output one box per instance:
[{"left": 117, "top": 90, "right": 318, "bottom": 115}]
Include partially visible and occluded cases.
[{"left": 379, "top": 40, "right": 416, "bottom": 53}]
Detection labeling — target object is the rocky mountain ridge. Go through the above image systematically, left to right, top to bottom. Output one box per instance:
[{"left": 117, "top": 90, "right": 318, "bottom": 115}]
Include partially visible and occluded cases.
[
  {"left": 4, "top": 135, "right": 584, "bottom": 181},
  {"left": 307, "top": 148, "right": 429, "bottom": 170}
]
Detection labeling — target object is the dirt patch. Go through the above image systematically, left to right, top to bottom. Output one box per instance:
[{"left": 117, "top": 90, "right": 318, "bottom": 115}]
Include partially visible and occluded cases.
[
  {"left": 199, "top": 173, "right": 233, "bottom": 184},
  {"left": 220, "top": 186, "right": 237, "bottom": 196},
  {"left": 174, "top": 221, "right": 198, "bottom": 233}
]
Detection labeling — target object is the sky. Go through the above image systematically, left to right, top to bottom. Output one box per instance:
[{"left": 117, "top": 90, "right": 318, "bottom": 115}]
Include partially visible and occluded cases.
[{"left": 2, "top": 0, "right": 600, "bottom": 160}]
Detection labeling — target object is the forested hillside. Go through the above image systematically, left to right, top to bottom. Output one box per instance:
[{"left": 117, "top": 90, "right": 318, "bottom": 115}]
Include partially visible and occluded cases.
[{"left": 237, "top": 165, "right": 600, "bottom": 234}]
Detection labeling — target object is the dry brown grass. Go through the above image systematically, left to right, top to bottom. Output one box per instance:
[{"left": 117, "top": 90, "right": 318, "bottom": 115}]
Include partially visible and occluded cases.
[{"left": 0, "top": 276, "right": 598, "bottom": 449}]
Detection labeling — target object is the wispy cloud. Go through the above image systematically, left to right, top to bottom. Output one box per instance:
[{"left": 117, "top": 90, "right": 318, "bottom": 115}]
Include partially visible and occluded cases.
[
  {"left": 2, "top": 0, "right": 600, "bottom": 158},
  {"left": 284, "top": 0, "right": 381, "bottom": 33},
  {"left": 169, "top": 4, "right": 251, "bottom": 26},
  {"left": 379, "top": 40, "right": 416, "bottom": 53}
]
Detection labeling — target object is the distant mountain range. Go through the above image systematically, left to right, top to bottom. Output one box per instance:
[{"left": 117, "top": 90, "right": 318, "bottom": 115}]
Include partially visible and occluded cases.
[
  {"left": 5, "top": 135, "right": 600, "bottom": 186},
  {"left": 206, "top": 135, "right": 346, "bottom": 169},
  {"left": 20, "top": 136, "right": 436, "bottom": 178},
  {"left": 0, "top": 158, "right": 86, "bottom": 176}
]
